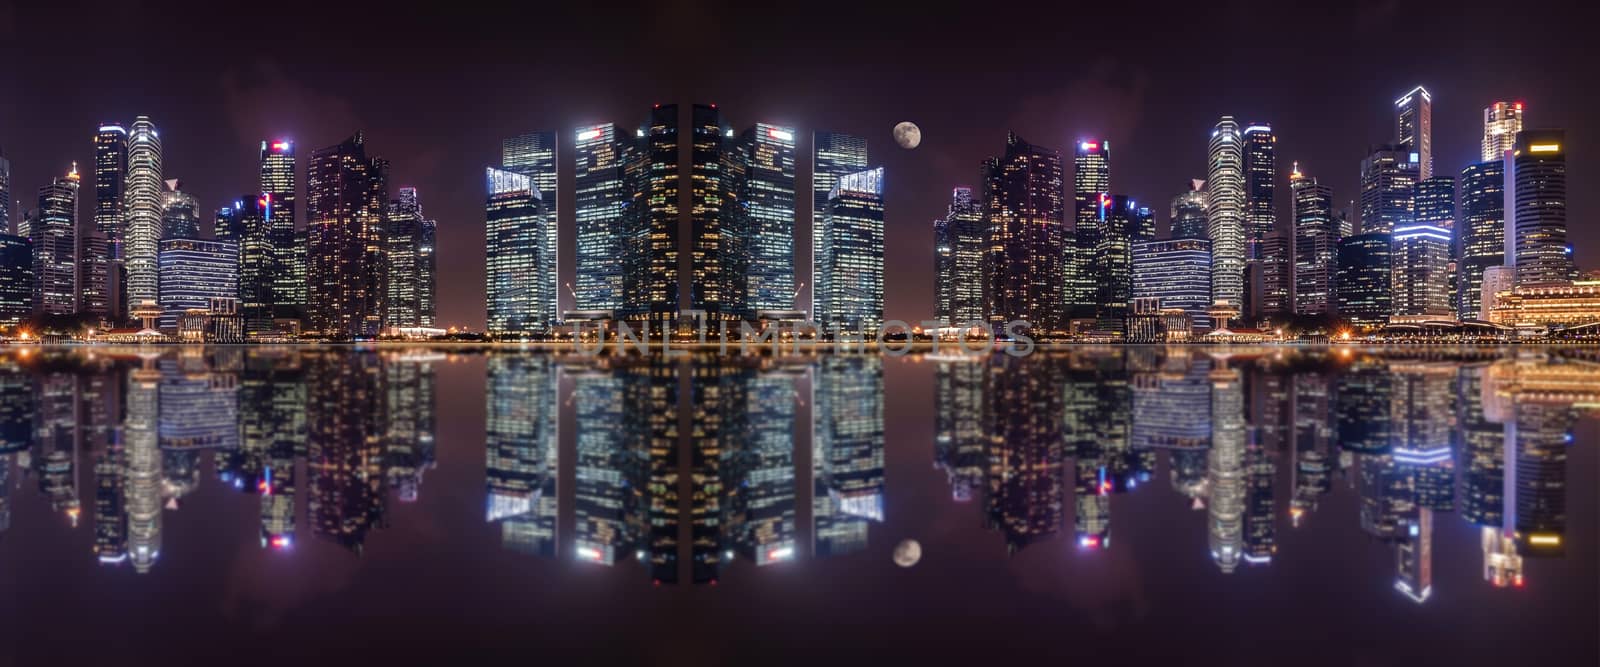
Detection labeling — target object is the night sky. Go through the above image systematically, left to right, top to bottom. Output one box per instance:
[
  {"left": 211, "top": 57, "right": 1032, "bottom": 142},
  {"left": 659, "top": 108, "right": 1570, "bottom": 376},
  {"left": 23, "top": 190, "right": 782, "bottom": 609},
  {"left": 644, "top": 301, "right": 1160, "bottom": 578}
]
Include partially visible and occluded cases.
[{"left": 1, "top": 0, "right": 1593, "bottom": 329}]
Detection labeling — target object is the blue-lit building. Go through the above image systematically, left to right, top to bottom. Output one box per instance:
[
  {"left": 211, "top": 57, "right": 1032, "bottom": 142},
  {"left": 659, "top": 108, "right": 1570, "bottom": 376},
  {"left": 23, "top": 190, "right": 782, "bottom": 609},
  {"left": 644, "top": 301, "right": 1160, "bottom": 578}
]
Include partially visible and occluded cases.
[
  {"left": 572, "top": 124, "right": 628, "bottom": 314},
  {"left": 736, "top": 124, "right": 797, "bottom": 315},
  {"left": 1511, "top": 129, "right": 1571, "bottom": 286},
  {"left": 501, "top": 132, "right": 558, "bottom": 325},
  {"left": 812, "top": 132, "right": 869, "bottom": 323},
  {"left": 1359, "top": 144, "right": 1417, "bottom": 235},
  {"left": 1459, "top": 160, "right": 1506, "bottom": 318},
  {"left": 485, "top": 167, "right": 552, "bottom": 337},
  {"left": 815, "top": 167, "right": 885, "bottom": 337},
  {"left": 1093, "top": 194, "right": 1141, "bottom": 334},
  {"left": 1392, "top": 223, "right": 1453, "bottom": 319},
  {"left": 1336, "top": 232, "right": 1393, "bottom": 327},
  {"left": 0, "top": 234, "right": 30, "bottom": 325},
  {"left": 156, "top": 238, "right": 238, "bottom": 332},
  {"left": 1132, "top": 238, "right": 1212, "bottom": 331},
  {"left": 485, "top": 355, "right": 559, "bottom": 557},
  {"left": 813, "top": 356, "right": 885, "bottom": 558}
]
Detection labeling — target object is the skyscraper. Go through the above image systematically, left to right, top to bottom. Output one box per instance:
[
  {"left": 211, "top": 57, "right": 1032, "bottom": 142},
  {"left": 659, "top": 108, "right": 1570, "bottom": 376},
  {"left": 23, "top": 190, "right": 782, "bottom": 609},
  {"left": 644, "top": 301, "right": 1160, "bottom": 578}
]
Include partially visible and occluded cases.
[
  {"left": 1395, "top": 85, "right": 1433, "bottom": 180},
  {"left": 1482, "top": 102, "right": 1524, "bottom": 162},
  {"left": 622, "top": 105, "right": 680, "bottom": 323},
  {"left": 690, "top": 109, "right": 744, "bottom": 321},
  {"left": 123, "top": 116, "right": 164, "bottom": 314},
  {"left": 1207, "top": 117, "right": 1246, "bottom": 311},
  {"left": 573, "top": 123, "right": 628, "bottom": 313},
  {"left": 736, "top": 123, "right": 797, "bottom": 314},
  {"left": 1242, "top": 124, "right": 1276, "bottom": 261},
  {"left": 93, "top": 126, "right": 127, "bottom": 235},
  {"left": 1511, "top": 130, "right": 1570, "bottom": 286},
  {"left": 501, "top": 132, "right": 557, "bottom": 321},
  {"left": 812, "top": 132, "right": 869, "bottom": 321},
  {"left": 306, "top": 133, "right": 388, "bottom": 338},
  {"left": 984, "top": 133, "right": 1066, "bottom": 335},
  {"left": 1072, "top": 139, "right": 1110, "bottom": 315},
  {"left": 260, "top": 140, "right": 302, "bottom": 316},
  {"left": 1359, "top": 144, "right": 1417, "bottom": 235},
  {"left": 0, "top": 151, "right": 9, "bottom": 233},
  {"left": 1459, "top": 160, "right": 1506, "bottom": 318},
  {"left": 1290, "top": 164, "right": 1336, "bottom": 316},
  {"left": 31, "top": 166, "right": 80, "bottom": 315},
  {"left": 485, "top": 167, "right": 552, "bottom": 337},
  {"left": 815, "top": 167, "right": 885, "bottom": 336},
  {"left": 1413, "top": 176, "right": 1457, "bottom": 316},
  {"left": 1170, "top": 180, "right": 1208, "bottom": 240},
  {"left": 160, "top": 181, "right": 200, "bottom": 240},
  {"left": 385, "top": 187, "right": 435, "bottom": 328},
  {"left": 933, "top": 187, "right": 985, "bottom": 326},
  {"left": 1093, "top": 194, "right": 1138, "bottom": 334},
  {"left": 216, "top": 195, "right": 276, "bottom": 330},
  {"left": 1391, "top": 222, "right": 1452, "bottom": 318},
  {"left": 77, "top": 231, "right": 113, "bottom": 321},
  {"left": 1336, "top": 232, "right": 1393, "bottom": 327},
  {"left": 0, "top": 234, "right": 30, "bottom": 324},
  {"left": 1258, "top": 234, "right": 1291, "bottom": 317},
  {"left": 156, "top": 238, "right": 238, "bottom": 331},
  {"left": 1132, "top": 238, "right": 1212, "bottom": 330}
]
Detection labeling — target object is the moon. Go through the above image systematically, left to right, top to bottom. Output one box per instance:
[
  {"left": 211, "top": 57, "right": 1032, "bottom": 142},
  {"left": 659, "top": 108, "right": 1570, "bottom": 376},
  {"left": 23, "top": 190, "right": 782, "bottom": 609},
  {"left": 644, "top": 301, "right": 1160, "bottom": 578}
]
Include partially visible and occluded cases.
[
  {"left": 893, "top": 121, "right": 921, "bottom": 150},
  {"left": 892, "top": 539, "right": 922, "bottom": 567}
]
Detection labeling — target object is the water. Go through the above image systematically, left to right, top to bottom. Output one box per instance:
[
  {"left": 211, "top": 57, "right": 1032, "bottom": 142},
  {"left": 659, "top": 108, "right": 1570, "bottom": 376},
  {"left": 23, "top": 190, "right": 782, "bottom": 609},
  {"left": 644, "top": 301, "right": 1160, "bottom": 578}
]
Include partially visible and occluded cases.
[{"left": 0, "top": 346, "right": 1594, "bottom": 665}]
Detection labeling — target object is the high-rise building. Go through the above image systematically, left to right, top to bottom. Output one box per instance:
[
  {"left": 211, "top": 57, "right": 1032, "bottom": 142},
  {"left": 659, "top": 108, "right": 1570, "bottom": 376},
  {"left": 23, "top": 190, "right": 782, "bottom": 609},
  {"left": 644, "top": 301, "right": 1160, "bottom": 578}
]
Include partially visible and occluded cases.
[
  {"left": 1395, "top": 86, "right": 1433, "bottom": 180},
  {"left": 1483, "top": 102, "right": 1524, "bottom": 162},
  {"left": 621, "top": 105, "right": 680, "bottom": 323},
  {"left": 690, "top": 110, "right": 744, "bottom": 322},
  {"left": 123, "top": 117, "right": 164, "bottom": 314},
  {"left": 1207, "top": 117, "right": 1247, "bottom": 311},
  {"left": 573, "top": 123, "right": 628, "bottom": 313},
  {"left": 736, "top": 123, "right": 797, "bottom": 314},
  {"left": 1242, "top": 124, "right": 1276, "bottom": 261},
  {"left": 93, "top": 125, "right": 127, "bottom": 237},
  {"left": 1511, "top": 130, "right": 1570, "bottom": 286},
  {"left": 501, "top": 132, "right": 558, "bottom": 321},
  {"left": 812, "top": 132, "right": 869, "bottom": 322},
  {"left": 306, "top": 133, "right": 388, "bottom": 338},
  {"left": 984, "top": 133, "right": 1066, "bottom": 335},
  {"left": 1071, "top": 139, "right": 1110, "bottom": 314},
  {"left": 260, "top": 140, "right": 302, "bottom": 316},
  {"left": 1359, "top": 144, "right": 1417, "bottom": 235},
  {"left": 0, "top": 151, "right": 9, "bottom": 233},
  {"left": 1459, "top": 160, "right": 1506, "bottom": 318},
  {"left": 1290, "top": 164, "right": 1336, "bottom": 316},
  {"left": 28, "top": 167, "right": 80, "bottom": 315},
  {"left": 485, "top": 167, "right": 552, "bottom": 337},
  {"left": 815, "top": 167, "right": 885, "bottom": 336},
  {"left": 1414, "top": 176, "right": 1457, "bottom": 315},
  {"left": 1170, "top": 180, "right": 1208, "bottom": 240},
  {"left": 160, "top": 181, "right": 200, "bottom": 240},
  {"left": 384, "top": 187, "right": 435, "bottom": 328},
  {"left": 933, "top": 187, "right": 985, "bottom": 326},
  {"left": 1093, "top": 194, "right": 1138, "bottom": 333},
  {"left": 216, "top": 195, "right": 277, "bottom": 330},
  {"left": 1391, "top": 223, "right": 1453, "bottom": 318},
  {"left": 77, "top": 231, "right": 113, "bottom": 321},
  {"left": 1336, "top": 232, "right": 1393, "bottom": 326},
  {"left": 0, "top": 234, "right": 30, "bottom": 324},
  {"left": 1258, "top": 234, "right": 1291, "bottom": 317},
  {"left": 156, "top": 238, "right": 238, "bottom": 331},
  {"left": 1132, "top": 238, "right": 1212, "bottom": 330}
]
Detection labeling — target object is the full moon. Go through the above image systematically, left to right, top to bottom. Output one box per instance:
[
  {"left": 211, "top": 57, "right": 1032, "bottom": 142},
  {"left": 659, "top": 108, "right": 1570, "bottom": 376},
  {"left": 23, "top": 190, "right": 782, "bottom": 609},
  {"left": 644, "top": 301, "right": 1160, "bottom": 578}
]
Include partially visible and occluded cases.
[
  {"left": 893, "top": 121, "right": 921, "bottom": 149},
  {"left": 892, "top": 539, "right": 922, "bottom": 567}
]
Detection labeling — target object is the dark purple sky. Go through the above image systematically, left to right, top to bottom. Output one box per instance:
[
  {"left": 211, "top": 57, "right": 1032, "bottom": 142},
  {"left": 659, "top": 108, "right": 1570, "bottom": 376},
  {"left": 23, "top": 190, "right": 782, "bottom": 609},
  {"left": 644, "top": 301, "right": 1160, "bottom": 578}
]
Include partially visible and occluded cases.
[{"left": 1, "top": 0, "right": 1593, "bottom": 329}]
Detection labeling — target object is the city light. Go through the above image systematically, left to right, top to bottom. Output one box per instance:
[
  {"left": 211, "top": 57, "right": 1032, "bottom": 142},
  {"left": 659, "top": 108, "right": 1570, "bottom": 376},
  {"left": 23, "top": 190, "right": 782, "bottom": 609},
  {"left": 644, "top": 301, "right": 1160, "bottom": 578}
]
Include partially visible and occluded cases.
[{"left": 1529, "top": 143, "right": 1560, "bottom": 153}]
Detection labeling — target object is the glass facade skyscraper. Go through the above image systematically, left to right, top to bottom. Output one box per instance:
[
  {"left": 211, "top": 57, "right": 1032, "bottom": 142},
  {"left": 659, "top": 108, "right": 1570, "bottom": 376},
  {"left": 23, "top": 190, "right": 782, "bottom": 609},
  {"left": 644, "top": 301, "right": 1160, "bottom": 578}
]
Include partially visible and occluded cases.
[
  {"left": 1395, "top": 85, "right": 1433, "bottom": 180},
  {"left": 1482, "top": 102, "right": 1524, "bottom": 162},
  {"left": 622, "top": 105, "right": 680, "bottom": 323},
  {"left": 688, "top": 107, "right": 743, "bottom": 321},
  {"left": 123, "top": 117, "right": 164, "bottom": 314},
  {"left": 1207, "top": 117, "right": 1246, "bottom": 311},
  {"left": 573, "top": 123, "right": 628, "bottom": 313},
  {"left": 735, "top": 123, "right": 797, "bottom": 314},
  {"left": 1242, "top": 124, "right": 1276, "bottom": 262},
  {"left": 92, "top": 125, "right": 126, "bottom": 315},
  {"left": 1511, "top": 130, "right": 1570, "bottom": 286},
  {"left": 501, "top": 132, "right": 558, "bottom": 321},
  {"left": 812, "top": 132, "right": 869, "bottom": 321},
  {"left": 306, "top": 133, "right": 388, "bottom": 339},
  {"left": 984, "top": 133, "right": 1066, "bottom": 335},
  {"left": 260, "top": 140, "right": 302, "bottom": 315},
  {"left": 1072, "top": 140, "right": 1110, "bottom": 315},
  {"left": 1359, "top": 144, "right": 1417, "bottom": 235},
  {"left": 1459, "top": 160, "right": 1506, "bottom": 318},
  {"left": 1290, "top": 165, "right": 1336, "bottom": 316},
  {"left": 485, "top": 167, "right": 551, "bottom": 336},
  {"left": 815, "top": 167, "right": 884, "bottom": 336},
  {"left": 30, "top": 168, "right": 80, "bottom": 315},
  {"left": 1170, "top": 180, "right": 1207, "bottom": 240},
  {"left": 160, "top": 183, "right": 201, "bottom": 240},
  {"left": 933, "top": 186, "right": 985, "bottom": 326},
  {"left": 385, "top": 187, "right": 435, "bottom": 328},
  {"left": 1093, "top": 194, "right": 1138, "bottom": 334},
  {"left": 216, "top": 195, "right": 276, "bottom": 330},
  {"left": 1391, "top": 223, "right": 1452, "bottom": 318},
  {"left": 1336, "top": 232, "right": 1393, "bottom": 326},
  {"left": 0, "top": 234, "right": 30, "bottom": 324},
  {"left": 155, "top": 238, "right": 238, "bottom": 331},
  {"left": 1132, "top": 238, "right": 1212, "bottom": 330}
]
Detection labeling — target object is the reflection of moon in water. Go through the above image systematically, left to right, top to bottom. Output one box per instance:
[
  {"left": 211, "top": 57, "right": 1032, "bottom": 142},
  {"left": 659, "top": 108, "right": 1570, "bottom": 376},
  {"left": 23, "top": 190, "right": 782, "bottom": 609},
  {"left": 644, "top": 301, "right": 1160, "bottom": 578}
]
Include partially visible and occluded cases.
[
  {"left": 893, "top": 121, "right": 922, "bottom": 149},
  {"left": 892, "top": 539, "right": 922, "bottom": 567}
]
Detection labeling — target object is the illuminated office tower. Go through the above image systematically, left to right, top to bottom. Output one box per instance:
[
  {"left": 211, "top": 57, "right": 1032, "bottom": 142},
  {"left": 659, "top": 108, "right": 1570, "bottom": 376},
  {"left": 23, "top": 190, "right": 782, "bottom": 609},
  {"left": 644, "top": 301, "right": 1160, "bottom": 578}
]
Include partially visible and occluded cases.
[
  {"left": 1395, "top": 85, "right": 1433, "bottom": 180},
  {"left": 1482, "top": 101, "right": 1523, "bottom": 162},
  {"left": 621, "top": 105, "right": 680, "bottom": 323},
  {"left": 690, "top": 111, "right": 745, "bottom": 321},
  {"left": 123, "top": 117, "right": 163, "bottom": 314},
  {"left": 1206, "top": 118, "right": 1246, "bottom": 311},
  {"left": 573, "top": 123, "right": 628, "bottom": 313},
  {"left": 735, "top": 123, "right": 797, "bottom": 315},
  {"left": 1241, "top": 124, "right": 1276, "bottom": 262},
  {"left": 93, "top": 125, "right": 127, "bottom": 313},
  {"left": 1511, "top": 130, "right": 1570, "bottom": 286},
  {"left": 501, "top": 132, "right": 558, "bottom": 323},
  {"left": 812, "top": 132, "right": 869, "bottom": 321},
  {"left": 306, "top": 133, "right": 388, "bottom": 338},
  {"left": 984, "top": 133, "right": 1066, "bottom": 334},
  {"left": 1071, "top": 139, "right": 1110, "bottom": 315},
  {"left": 260, "top": 140, "right": 302, "bottom": 314},
  {"left": 1358, "top": 144, "right": 1416, "bottom": 235},
  {"left": 0, "top": 151, "right": 9, "bottom": 233},
  {"left": 1459, "top": 160, "right": 1506, "bottom": 317},
  {"left": 1291, "top": 164, "right": 1336, "bottom": 315},
  {"left": 30, "top": 166, "right": 80, "bottom": 315},
  {"left": 815, "top": 167, "right": 885, "bottom": 337},
  {"left": 485, "top": 168, "right": 551, "bottom": 337},
  {"left": 1416, "top": 175, "right": 1458, "bottom": 315},
  {"left": 1171, "top": 180, "right": 1208, "bottom": 240},
  {"left": 160, "top": 181, "right": 200, "bottom": 239},
  {"left": 933, "top": 186, "right": 986, "bottom": 326},
  {"left": 384, "top": 187, "right": 435, "bottom": 328},
  {"left": 1092, "top": 194, "right": 1138, "bottom": 334},
  {"left": 216, "top": 196, "right": 276, "bottom": 330},
  {"left": 1391, "top": 222, "right": 1453, "bottom": 318},
  {"left": 78, "top": 231, "right": 113, "bottom": 321},
  {"left": 1336, "top": 232, "right": 1393, "bottom": 327},
  {"left": 1258, "top": 234, "right": 1291, "bottom": 317},
  {"left": 0, "top": 235, "right": 27, "bottom": 324},
  {"left": 156, "top": 238, "right": 238, "bottom": 332},
  {"left": 1132, "top": 238, "right": 1212, "bottom": 331},
  {"left": 306, "top": 352, "right": 387, "bottom": 553},
  {"left": 486, "top": 356, "right": 558, "bottom": 556},
  {"left": 813, "top": 356, "right": 885, "bottom": 558},
  {"left": 933, "top": 358, "right": 987, "bottom": 502},
  {"left": 124, "top": 359, "right": 162, "bottom": 573},
  {"left": 1207, "top": 359, "right": 1246, "bottom": 573},
  {"left": 568, "top": 364, "right": 638, "bottom": 564},
  {"left": 723, "top": 367, "right": 801, "bottom": 566},
  {"left": 33, "top": 373, "right": 81, "bottom": 522},
  {"left": 1290, "top": 373, "right": 1334, "bottom": 525},
  {"left": 1510, "top": 402, "right": 1571, "bottom": 557},
  {"left": 0, "top": 455, "right": 8, "bottom": 541},
  {"left": 1395, "top": 508, "right": 1434, "bottom": 603}
]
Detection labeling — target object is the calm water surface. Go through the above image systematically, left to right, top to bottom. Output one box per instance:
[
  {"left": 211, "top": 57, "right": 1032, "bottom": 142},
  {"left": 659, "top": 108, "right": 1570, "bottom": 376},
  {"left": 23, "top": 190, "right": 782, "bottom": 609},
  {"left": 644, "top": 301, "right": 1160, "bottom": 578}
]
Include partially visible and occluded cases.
[{"left": 0, "top": 346, "right": 1594, "bottom": 665}]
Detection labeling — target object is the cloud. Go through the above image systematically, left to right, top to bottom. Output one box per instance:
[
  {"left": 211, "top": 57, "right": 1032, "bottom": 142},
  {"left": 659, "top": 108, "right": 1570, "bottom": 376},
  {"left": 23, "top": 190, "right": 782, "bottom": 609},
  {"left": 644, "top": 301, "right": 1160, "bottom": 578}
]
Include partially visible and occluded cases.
[{"left": 219, "top": 61, "right": 363, "bottom": 149}]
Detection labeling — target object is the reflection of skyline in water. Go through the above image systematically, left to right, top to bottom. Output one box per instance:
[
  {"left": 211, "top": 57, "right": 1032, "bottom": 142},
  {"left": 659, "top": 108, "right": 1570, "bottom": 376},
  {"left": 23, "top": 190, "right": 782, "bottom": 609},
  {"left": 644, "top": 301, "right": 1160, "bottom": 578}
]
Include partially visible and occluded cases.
[{"left": 0, "top": 347, "right": 1590, "bottom": 601}]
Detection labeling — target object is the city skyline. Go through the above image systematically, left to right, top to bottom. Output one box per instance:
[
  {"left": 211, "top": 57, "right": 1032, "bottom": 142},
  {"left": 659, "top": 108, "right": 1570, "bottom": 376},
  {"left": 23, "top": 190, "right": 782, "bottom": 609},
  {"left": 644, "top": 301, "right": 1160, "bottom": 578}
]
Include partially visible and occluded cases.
[{"left": 1, "top": 2, "right": 1593, "bottom": 331}]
